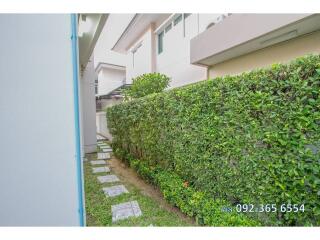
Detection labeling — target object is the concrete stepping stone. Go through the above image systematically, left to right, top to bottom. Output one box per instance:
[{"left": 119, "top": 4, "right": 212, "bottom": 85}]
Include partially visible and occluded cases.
[
  {"left": 97, "top": 135, "right": 106, "bottom": 140},
  {"left": 98, "top": 143, "right": 109, "bottom": 147},
  {"left": 99, "top": 144, "right": 111, "bottom": 148},
  {"left": 99, "top": 146, "right": 110, "bottom": 149},
  {"left": 100, "top": 146, "right": 111, "bottom": 149},
  {"left": 100, "top": 147, "right": 112, "bottom": 151},
  {"left": 102, "top": 148, "right": 112, "bottom": 153},
  {"left": 97, "top": 153, "right": 110, "bottom": 159},
  {"left": 90, "top": 160, "right": 106, "bottom": 165},
  {"left": 92, "top": 166, "right": 110, "bottom": 174},
  {"left": 97, "top": 175, "right": 120, "bottom": 183},
  {"left": 103, "top": 185, "right": 128, "bottom": 197},
  {"left": 111, "top": 200, "right": 142, "bottom": 222}
]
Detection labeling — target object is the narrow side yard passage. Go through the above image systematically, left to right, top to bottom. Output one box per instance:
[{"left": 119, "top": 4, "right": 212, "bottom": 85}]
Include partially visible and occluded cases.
[{"left": 84, "top": 141, "right": 195, "bottom": 226}]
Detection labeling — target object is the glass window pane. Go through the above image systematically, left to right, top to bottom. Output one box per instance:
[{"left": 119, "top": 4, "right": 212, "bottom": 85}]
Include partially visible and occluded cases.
[
  {"left": 174, "top": 14, "right": 182, "bottom": 26},
  {"left": 165, "top": 23, "right": 172, "bottom": 33},
  {"left": 158, "top": 31, "right": 164, "bottom": 54}
]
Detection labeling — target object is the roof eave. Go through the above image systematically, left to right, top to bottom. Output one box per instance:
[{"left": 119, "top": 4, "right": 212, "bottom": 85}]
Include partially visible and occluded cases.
[{"left": 111, "top": 14, "right": 139, "bottom": 54}]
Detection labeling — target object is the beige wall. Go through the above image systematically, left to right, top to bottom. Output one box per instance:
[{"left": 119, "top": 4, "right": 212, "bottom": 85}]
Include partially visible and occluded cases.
[{"left": 209, "top": 31, "right": 320, "bottom": 78}]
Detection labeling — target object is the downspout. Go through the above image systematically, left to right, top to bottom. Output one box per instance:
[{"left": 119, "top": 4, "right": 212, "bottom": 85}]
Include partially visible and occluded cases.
[
  {"left": 70, "top": 13, "right": 85, "bottom": 227},
  {"left": 150, "top": 22, "right": 157, "bottom": 73}
]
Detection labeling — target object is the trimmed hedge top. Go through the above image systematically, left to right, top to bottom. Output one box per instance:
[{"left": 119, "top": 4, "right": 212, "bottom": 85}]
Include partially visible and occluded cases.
[{"left": 107, "top": 55, "right": 320, "bottom": 226}]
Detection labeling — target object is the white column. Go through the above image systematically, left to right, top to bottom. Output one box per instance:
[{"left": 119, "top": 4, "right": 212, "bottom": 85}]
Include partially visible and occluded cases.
[{"left": 80, "top": 55, "right": 98, "bottom": 153}]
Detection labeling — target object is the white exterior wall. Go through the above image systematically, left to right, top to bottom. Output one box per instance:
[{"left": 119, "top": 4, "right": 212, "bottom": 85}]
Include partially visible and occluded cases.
[
  {"left": 0, "top": 14, "right": 82, "bottom": 226},
  {"left": 93, "top": 14, "right": 132, "bottom": 142},
  {"left": 94, "top": 14, "right": 134, "bottom": 69},
  {"left": 94, "top": 14, "right": 130, "bottom": 95},
  {"left": 126, "top": 14, "right": 224, "bottom": 88},
  {"left": 156, "top": 14, "right": 204, "bottom": 88},
  {"left": 157, "top": 14, "right": 225, "bottom": 88},
  {"left": 198, "top": 14, "right": 227, "bottom": 33},
  {"left": 126, "top": 27, "right": 154, "bottom": 83},
  {"left": 80, "top": 55, "right": 97, "bottom": 153},
  {"left": 97, "top": 67, "right": 125, "bottom": 95},
  {"left": 96, "top": 98, "right": 122, "bottom": 140},
  {"left": 96, "top": 112, "right": 108, "bottom": 138}
]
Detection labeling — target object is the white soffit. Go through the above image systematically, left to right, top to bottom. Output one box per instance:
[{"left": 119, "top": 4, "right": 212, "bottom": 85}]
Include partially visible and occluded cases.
[
  {"left": 112, "top": 13, "right": 171, "bottom": 54},
  {"left": 79, "top": 14, "right": 108, "bottom": 68},
  {"left": 95, "top": 62, "right": 125, "bottom": 74}
]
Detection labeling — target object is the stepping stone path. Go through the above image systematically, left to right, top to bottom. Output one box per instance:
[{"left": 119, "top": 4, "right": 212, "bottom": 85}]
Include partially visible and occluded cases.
[
  {"left": 90, "top": 140, "right": 143, "bottom": 223},
  {"left": 97, "top": 153, "right": 110, "bottom": 160},
  {"left": 90, "top": 160, "right": 106, "bottom": 165},
  {"left": 92, "top": 166, "right": 110, "bottom": 174},
  {"left": 97, "top": 175, "right": 120, "bottom": 183},
  {"left": 103, "top": 185, "right": 129, "bottom": 197},
  {"left": 111, "top": 201, "right": 142, "bottom": 222}
]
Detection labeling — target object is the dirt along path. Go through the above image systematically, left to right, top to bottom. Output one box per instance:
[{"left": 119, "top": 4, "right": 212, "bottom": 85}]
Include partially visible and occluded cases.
[{"left": 108, "top": 156, "right": 196, "bottom": 225}]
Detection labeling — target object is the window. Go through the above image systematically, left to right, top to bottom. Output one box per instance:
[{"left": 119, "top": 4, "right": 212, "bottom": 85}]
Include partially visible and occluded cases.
[
  {"left": 183, "top": 13, "right": 192, "bottom": 38},
  {"left": 184, "top": 13, "right": 191, "bottom": 19},
  {"left": 173, "top": 14, "right": 182, "bottom": 26},
  {"left": 206, "top": 22, "right": 215, "bottom": 30},
  {"left": 165, "top": 23, "right": 172, "bottom": 33},
  {"left": 158, "top": 31, "right": 164, "bottom": 54},
  {"left": 94, "top": 79, "right": 98, "bottom": 95}
]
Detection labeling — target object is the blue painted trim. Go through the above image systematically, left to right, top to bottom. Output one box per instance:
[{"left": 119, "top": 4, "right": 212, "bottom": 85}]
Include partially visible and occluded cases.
[{"left": 70, "top": 13, "right": 85, "bottom": 227}]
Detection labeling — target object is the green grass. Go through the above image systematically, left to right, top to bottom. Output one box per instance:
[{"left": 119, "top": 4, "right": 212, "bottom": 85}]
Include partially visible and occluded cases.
[{"left": 84, "top": 152, "right": 193, "bottom": 226}]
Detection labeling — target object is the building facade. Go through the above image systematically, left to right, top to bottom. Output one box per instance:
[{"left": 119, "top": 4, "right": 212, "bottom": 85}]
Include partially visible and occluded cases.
[
  {"left": 112, "top": 13, "right": 229, "bottom": 88},
  {"left": 93, "top": 14, "right": 133, "bottom": 138}
]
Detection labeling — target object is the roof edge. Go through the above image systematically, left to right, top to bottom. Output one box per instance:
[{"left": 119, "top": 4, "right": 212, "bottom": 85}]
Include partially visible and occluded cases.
[
  {"left": 111, "top": 14, "right": 139, "bottom": 54},
  {"left": 95, "top": 62, "right": 126, "bottom": 73}
]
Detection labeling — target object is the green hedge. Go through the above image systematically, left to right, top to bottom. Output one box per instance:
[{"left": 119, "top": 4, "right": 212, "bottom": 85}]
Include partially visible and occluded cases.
[
  {"left": 107, "top": 55, "right": 320, "bottom": 226},
  {"left": 115, "top": 148, "right": 259, "bottom": 226}
]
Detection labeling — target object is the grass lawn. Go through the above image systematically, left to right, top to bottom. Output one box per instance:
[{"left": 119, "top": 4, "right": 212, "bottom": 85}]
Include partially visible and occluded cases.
[{"left": 84, "top": 152, "right": 194, "bottom": 226}]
